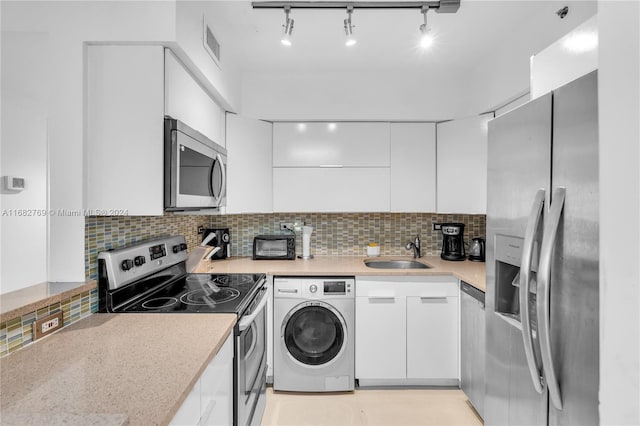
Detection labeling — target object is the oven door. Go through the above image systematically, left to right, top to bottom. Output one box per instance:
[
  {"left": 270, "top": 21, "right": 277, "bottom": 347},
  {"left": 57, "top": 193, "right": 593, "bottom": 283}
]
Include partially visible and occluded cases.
[{"left": 236, "top": 286, "right": 268, "bottom": 426}]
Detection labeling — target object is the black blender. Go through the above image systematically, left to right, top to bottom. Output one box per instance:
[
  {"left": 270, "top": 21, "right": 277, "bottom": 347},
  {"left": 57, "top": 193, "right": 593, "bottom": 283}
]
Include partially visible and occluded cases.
[{"left": 440, "top": 223, "right": 466, "bottom": 261}]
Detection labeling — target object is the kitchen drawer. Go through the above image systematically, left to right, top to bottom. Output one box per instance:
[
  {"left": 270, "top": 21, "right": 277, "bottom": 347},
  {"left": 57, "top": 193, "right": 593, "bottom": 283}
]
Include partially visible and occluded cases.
[{"left": 356, "top": 276, "right": 458, "bottom": 297}]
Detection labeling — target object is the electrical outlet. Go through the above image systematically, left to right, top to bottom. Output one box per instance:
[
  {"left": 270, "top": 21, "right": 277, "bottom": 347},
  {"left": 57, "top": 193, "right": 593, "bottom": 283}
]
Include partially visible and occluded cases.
[
  {"left": 280, "top": 222, "right": 294, "bottom": 231},
  {"left": 433, "top": 223, "right": 442, "bottom": 231},
  {"left": 197, "top": 226, "right": 204, "bottom": 234},
  {"left": 33, "top": 311, "right": 64, "bottom": 340}
]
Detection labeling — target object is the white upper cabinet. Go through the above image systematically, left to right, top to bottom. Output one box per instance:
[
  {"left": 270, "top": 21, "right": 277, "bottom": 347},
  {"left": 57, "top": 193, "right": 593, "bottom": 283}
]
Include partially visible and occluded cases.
[
  {"left": 530, "top": 15, "right": 598, "bottom": 100},
  {"left": 86, "top": 45, "right": 165, "bottom": 215},
  {"left": 86, "top": 46, "right": 226, "bottom": 216},
  {"left": 165, "top": 49, "right": 226, "bottom": 147},
  {"left": 226, "top": 113, "right": 273, "bottom": 214},
  {"left": 436, "top": 113, "right": 493, "bottom": 214},
  {"left": 272, "top": 121, "right": 391, "bottom": 212},
  {"left": 273, "top": 122, "right": 390, "bottom": 167},
  {"left": 390, "top": 123, "right": 436, "bottom": 212},
  {"left": 273, "top": 168, "right": 390, "bottom": 212}
]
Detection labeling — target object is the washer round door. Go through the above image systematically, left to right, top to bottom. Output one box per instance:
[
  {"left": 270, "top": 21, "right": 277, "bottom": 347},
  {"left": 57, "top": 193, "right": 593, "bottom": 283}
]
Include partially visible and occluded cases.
[{"left": 282, "top": 301, "right": 347, "bottom": 367}]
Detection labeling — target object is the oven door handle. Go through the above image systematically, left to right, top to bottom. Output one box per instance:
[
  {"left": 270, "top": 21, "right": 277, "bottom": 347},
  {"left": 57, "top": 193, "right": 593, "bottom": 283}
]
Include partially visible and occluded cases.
[{"left": 238, "top": 288, "right": 268, "bottom": 332}]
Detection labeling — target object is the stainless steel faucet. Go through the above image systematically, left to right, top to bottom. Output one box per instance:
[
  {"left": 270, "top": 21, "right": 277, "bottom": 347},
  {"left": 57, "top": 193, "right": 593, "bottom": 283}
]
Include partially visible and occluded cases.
[{"left": 405, "top": 234, "right": 421, "bottom": 258}]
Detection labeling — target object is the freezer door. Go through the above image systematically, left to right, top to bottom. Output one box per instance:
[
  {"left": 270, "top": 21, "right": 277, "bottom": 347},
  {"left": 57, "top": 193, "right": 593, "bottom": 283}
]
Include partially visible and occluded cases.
[
  {"left": 546, "top": 70, "right": 599, "bottom": 425},
  {"left": 485, "top": 92, "right": 552, "bottom": 426}
]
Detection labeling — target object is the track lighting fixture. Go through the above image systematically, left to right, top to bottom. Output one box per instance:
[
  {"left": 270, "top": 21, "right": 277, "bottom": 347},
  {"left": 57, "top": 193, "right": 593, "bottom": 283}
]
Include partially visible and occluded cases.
[
  {"left": 344, "top": 5, "right": 356, "bottom": 47},
  {"left": 281, "top": 6, "right": 294, "bottom": 46},
  {"left": 419, "top": 6, "right": 433, "bottom": 49}
]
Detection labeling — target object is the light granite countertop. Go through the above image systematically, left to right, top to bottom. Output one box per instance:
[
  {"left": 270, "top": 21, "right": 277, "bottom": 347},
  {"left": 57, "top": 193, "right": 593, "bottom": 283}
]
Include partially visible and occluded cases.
[
  {"left": 194, "top": 255, "right": 486, "bottom": 292},
  {"left": 0, "top": 281, "right": 97, "bottom": 324},
  {"left": 0, "top": 313, "right": 236, "bottom": 426}
]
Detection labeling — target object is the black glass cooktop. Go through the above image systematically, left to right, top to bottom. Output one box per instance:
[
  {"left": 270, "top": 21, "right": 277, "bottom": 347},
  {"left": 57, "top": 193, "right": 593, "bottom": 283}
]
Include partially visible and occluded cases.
[{"left": 117, "top": 273, "right": 265, "bottom": 315}]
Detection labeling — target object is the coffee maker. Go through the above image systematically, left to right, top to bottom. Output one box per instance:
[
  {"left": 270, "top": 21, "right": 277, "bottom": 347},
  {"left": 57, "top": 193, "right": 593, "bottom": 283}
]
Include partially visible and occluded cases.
[
  {"left": 440, "top": 223, "right": 466, "bottom": 261},
  {"left": 202, "top": 228, "right": 230, "bottom": 260}
]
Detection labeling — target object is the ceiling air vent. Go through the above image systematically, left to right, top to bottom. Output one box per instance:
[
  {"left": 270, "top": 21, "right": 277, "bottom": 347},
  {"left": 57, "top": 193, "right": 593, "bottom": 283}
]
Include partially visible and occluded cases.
[{"left": 203, "top": 19, "right": 221, "bottom": 68}]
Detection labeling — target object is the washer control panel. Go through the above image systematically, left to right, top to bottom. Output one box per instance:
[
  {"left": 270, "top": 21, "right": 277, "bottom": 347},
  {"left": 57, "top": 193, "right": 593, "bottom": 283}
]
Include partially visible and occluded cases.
[{"left": 275, "top": 277, "right": 354, "bottom": 299}]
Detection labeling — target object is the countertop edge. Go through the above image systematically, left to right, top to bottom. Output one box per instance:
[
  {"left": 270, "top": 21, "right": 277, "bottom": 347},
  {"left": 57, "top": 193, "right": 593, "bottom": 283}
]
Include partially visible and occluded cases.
[
  {"left": 195, "top": 256, "right": 486, "bottom": 292},
  {"left": 0, "top": 281, "right": 98, "bottom": 324}
]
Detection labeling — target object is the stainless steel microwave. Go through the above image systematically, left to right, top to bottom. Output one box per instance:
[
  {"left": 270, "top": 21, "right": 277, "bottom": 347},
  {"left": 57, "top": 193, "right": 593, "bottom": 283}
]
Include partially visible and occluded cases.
[
  {"left": 164, "top": 117, "right": 227, "bottom": 211},
  {"left": 253, "top": 235, "right": 296, "bottom": 260}
]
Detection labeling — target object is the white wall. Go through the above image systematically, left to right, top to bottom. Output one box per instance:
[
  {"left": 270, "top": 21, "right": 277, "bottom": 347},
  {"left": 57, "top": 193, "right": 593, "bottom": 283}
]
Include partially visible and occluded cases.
[
  {"left": 0, "top": 1, "right": 178, "bottom": 289},
  {"left": 598, "top": 1, "right": 640, "bottom": 424},
  {"left": 174, "top": 2, "right": 242, "bottom": 112},
  {"left": 240, "top": 3, "right": 597, "bottom": 121},
  {"left": 0, "top": 32, "right": 49, "bottom": 293},
  {"left": 241, "top": 69, "right": 472, "bottom": 121}
]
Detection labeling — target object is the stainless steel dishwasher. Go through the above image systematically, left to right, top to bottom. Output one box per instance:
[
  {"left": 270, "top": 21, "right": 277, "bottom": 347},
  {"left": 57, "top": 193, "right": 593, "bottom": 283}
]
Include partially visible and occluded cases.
[{"left": 460, "top": 280, "right": 485, "bottom": 419}]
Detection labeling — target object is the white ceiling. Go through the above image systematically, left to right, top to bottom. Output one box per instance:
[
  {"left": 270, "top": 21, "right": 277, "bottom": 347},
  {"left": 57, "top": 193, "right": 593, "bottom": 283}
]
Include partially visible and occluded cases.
[{"left": 202, "top": 0, "right": 597, "bottom": 73}]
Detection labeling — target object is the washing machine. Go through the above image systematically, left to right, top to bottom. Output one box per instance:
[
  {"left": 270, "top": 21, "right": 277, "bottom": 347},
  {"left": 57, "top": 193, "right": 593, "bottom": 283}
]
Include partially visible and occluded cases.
[{"left": 273, "top": 276, "right": 355, "bottom": 392}]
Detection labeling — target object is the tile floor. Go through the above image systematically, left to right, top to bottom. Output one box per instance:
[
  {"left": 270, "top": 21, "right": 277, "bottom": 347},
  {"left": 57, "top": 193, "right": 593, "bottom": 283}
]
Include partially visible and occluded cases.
[{"left": 261, "top": 387, "right": 483, "bottom": 425}]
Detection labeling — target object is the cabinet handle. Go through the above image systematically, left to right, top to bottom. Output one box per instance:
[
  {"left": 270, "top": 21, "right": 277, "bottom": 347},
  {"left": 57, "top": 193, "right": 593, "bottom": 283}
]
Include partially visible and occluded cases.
[
  {"left": 368, "top": 296, "right": 395, "bottom": 301},
  {"left": 419, "top": 296, "right": 447, "bottom": 301},
  {"left": 198, "top": 398, "right": 217, "bottom": 426}
]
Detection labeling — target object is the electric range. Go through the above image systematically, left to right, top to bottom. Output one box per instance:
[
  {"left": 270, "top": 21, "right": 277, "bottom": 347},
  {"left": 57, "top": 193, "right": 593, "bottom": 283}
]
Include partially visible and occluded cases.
[{"left": 97, "top": 235, "right": 268, "bottom": 426}]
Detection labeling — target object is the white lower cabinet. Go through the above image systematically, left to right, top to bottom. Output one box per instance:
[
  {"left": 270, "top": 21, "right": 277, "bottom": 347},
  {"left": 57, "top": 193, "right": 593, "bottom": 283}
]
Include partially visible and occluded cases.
[
  {"left": 355, "top": 276, "right": 459, "bottom": 386},
  {"left": 355, "top": 288, "right": 406, "bottom": 379},
  {"left": 406, "top": 295, "right": 459, "bottom": 380},
  {"left": 171, "top": 333, "right": 233, "bottom": 426}
]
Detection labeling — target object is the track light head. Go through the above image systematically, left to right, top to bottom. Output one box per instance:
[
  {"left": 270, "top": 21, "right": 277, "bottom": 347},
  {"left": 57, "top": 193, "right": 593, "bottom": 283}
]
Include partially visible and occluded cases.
[
  {"left": 344, "top": 5, "right": 356, "bottom": 46},
  {"left": 281, "top": 6, "right": 294, "bottom": 46},
  {"left": 419, "top": 7, "right": 433, "bottom": 49}
]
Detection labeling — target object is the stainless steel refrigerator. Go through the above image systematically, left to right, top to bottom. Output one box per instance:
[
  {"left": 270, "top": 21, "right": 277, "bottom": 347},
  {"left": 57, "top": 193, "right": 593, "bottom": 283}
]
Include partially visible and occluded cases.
[{"left": 485, "top": 70, "right": 599, "bottom": 425}]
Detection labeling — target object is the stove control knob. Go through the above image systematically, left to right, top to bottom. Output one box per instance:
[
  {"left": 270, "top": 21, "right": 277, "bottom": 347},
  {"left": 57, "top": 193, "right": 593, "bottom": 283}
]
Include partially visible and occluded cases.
[
  {"left": 180, "top": 243, "right": 187, "bottom": 251},
  {"left": 134, "top": 256, "right": 146, "bottom": 267},
  {"left": 121, "top": 259, "right": 134, "bottom": 271},
  {"left": 309, "top": 284, "right": 318, "bottom": 293}
]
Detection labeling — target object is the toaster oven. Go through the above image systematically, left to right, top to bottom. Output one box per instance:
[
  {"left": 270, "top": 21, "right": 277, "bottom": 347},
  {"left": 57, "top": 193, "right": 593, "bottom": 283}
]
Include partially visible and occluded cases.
[{"left": 253, "top": 235, "right": 296, "bottom": 260}]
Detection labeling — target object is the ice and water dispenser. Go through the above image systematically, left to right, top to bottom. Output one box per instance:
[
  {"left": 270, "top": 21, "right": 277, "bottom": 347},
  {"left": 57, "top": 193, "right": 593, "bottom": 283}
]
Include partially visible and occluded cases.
[{"left": 494, "top": 234, "right": 539, "bottom": 330}]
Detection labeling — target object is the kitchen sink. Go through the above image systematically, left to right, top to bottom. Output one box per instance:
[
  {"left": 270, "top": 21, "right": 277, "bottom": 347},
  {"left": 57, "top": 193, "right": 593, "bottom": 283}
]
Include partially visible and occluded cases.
[{"left": 364, "top": 259, "right": 432, "bottom": 269}]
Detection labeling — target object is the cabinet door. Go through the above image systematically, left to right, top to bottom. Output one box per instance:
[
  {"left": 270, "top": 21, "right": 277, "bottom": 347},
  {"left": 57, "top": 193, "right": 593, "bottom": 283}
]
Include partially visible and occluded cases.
[
  {"left": 86, "top": 45, "right": 164, "bottom": 215},
  {"left": 165, "top": 49, "right": 225, "bottom": 147},
  {"left": 226, "top": 113, "right": 273, "bottom": 213},
  {"left": 436, "top": 113, "right": 493, "bottom": 214},
  {"left": 273, "top": 122, "right": 390, "bottom": 167},
  {"left": 390, "top": 123, "right": 436, "bottom": 212},
  {"left": 273, "top": 168, "right": 390, "bottom": 212},
  {"left": 355, "top": 294, "right": 406, "bottom": 379},
  {"left": 406, "top": 295, "right": 459, "bottom": 380},
  {"left": 200, "top": 334, "right": 233, "bottom": 426},
  {"left": 170, "top": 379, "right": 201, "bottom": 426}
]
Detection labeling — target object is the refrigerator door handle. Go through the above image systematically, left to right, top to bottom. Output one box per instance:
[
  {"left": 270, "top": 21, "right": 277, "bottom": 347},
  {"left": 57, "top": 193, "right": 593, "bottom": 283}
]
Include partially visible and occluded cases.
[
  {"left": 538, "top": 186, "right": 566, "bottom": 411},
  {"left": 519, "top": 189, "right": 546, "bottom": 394}
]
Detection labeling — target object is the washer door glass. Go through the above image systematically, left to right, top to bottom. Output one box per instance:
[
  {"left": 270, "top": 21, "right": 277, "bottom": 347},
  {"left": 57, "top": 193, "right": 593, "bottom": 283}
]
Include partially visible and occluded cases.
[{"left": 284, "top": 304, "right": 344, "bottom": 366}]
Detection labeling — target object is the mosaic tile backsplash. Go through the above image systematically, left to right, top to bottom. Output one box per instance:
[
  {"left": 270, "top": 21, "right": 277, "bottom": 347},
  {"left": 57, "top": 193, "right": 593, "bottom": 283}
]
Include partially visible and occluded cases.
[
  {"left": 85, "top": 213, "right": 485, "bottom": 280},
  {"left": 0, "top": 288, "right": 97, "bottom": 356}
]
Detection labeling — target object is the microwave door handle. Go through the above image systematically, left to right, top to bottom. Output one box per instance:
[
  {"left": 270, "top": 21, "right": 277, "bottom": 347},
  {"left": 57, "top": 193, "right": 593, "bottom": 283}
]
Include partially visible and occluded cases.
[
  {"left": 209, "top": 153, "right": 225, "bottom": 207},
  {"left": 218, "top": 153, "right": 227, "bottom": 202}
]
